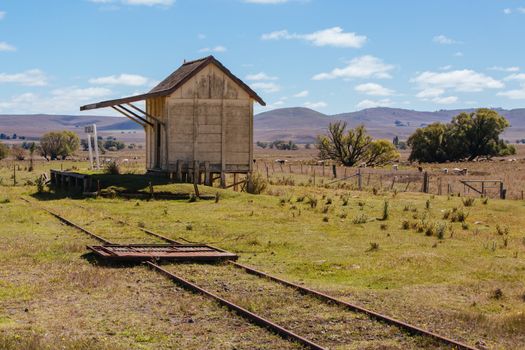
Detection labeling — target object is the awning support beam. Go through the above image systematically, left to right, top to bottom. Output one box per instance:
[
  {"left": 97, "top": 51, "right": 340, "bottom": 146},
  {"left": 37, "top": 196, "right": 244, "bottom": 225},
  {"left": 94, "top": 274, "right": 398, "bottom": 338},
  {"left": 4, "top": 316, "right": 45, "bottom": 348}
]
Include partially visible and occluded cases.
[
  {"left": 127, "top": 103, "right": 164, "bottom": 125},
  {"left": 117, "top": 104, "right": 152, "bottom": 126},
  {"left": 111, "top": 106, "right": 148, "bottom": 128}
]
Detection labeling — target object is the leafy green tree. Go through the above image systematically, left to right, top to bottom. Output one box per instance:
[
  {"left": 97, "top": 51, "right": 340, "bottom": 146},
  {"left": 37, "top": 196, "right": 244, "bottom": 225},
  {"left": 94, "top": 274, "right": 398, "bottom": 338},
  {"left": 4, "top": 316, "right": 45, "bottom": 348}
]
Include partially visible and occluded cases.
[
  {"left": 407, "top": 109, "right": 514, "bottom": 163},
  {"left": 39, "top": 131, "right": 80, "bottom": 160},
  {"left": 366, "top": 139, "right": 400, "bottom": 166},
  {"left": 0, "top": 142, "right": 8, "bottom": 160},
  {"left": 11, "top": 144, "right": 26, "bottom": 160}
]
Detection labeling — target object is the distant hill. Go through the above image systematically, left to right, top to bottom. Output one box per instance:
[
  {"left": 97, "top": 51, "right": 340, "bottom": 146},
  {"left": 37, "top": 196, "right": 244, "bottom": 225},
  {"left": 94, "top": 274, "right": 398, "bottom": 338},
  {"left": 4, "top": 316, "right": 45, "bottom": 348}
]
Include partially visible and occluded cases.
[
  {"left": 1, "top": 107, "right": 524, "bottom": 144},
  {"left": 254, "top": 107, "right": 525, "bottom": 143}
]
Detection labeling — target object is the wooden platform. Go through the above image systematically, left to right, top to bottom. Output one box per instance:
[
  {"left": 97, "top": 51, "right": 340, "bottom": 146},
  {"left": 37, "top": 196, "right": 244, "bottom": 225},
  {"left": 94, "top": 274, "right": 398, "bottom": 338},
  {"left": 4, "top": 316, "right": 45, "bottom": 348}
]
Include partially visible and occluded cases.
[{"left": 87, "top": 243, "right": 238, "bottom": 262}]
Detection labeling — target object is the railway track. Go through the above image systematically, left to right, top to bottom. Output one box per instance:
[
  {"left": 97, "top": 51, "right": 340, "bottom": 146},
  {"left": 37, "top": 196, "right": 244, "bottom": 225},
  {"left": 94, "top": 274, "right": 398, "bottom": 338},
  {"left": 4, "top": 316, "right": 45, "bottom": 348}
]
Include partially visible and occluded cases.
[{"left": 22, "top": 197, "right": 478, "bottom": 350}]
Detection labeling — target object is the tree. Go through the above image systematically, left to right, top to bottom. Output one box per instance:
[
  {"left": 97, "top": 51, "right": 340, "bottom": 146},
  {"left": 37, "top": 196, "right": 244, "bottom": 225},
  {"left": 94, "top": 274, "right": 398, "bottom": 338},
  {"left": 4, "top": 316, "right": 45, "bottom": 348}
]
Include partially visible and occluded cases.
[
  {"left": 407, "top": 109, "right": 514, "bottom": 163},
  {"left": 317, "top": 122, "right": 371, "bottom": 166},
  {"left": 39, "top": 131, "right": 80, "bottom": 160},
  {"left": 365, "top": 140, "right": 400, "bottom": 166},
  {"left": 256, "top": 141, "right": 268, "bottom": 149},
  {"left": 0, "top": 142, "right": 8, "bottom": 160},
  {"left": 28, "top": 142, "right": 36, "bottom": 171},
  {"left": 11, "top": 145, "right": 26, "bottom": 160}
]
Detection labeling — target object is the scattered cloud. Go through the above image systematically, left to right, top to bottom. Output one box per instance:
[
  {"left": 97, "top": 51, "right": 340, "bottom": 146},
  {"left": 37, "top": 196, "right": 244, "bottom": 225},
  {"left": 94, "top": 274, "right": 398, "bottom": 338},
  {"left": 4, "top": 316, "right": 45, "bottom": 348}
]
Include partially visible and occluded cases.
[
  {"left": 89, "top": 0, "right": 174, "bottom": 7},
  {"left": 244, "top": 0, "right": 289, "bottom": 3},
  {"left": 519, "top": 7, "right": 525, "bottom": 13},
  {"left": 503, "top": 8, "right": 512, "bottom": 14},
  {"left": 0, "top": 11, "right": 5, "bottom": 20},
  {"left": 262, "top": 27, "right": 366, "bottom": 48},
  {"left": 197, "top": 33, "right": 206, "bottom": 39},
  {"left": 433, "top": 35, "right": 460, "bottom": 45},
  {"left": 0, "top": 42, "right": 16, "bottom": 52},
  {"left": 199, "top": 45, "right": 227, "bottom": 53},
  {"left": 454, "top": 51, "right": 463, "bottom": 57},
  {"left": 312, "top": 55, "right": 394, "bottom": 80},
  {"left": 439, "top": 65, "right": 452, "bottom": 70},
  {"left": 489, "top": 66, "right": 520, "bottom": 72},
  {"left": 0, "top": 69, "right": 48, "bottom": 86},
  {"left": 412, "top": 69, "right": 503, "bottom": 92},
  {"left": 245, "top": 72, "right": 278, "bottom": 81},
  {"left": 89, "top": 73, "right": 150, "bottom": 86},
  {"left": 504, "top": 73, "right": 525, "bottom": 81},
  {"left": 250, "top": 82, "right": 280, "bottom": 93},
  {"left": 354, "top": 83, "right": 394, "bottom": 96},
  {"left": 497, "top": 85, "right": 525, "bottom": 100},
  {"left": 0, "top": 87, "right": 113, "bottom": 114},
  {"left": 416, "top": 88, "right": 445, "bottom": 99},
  {"left": 293, "top": 90, "right": 309, "bottom": 98},
  {"left": 432, "top": 95, "right": 458, "bottom": 104},
  {"left": 356, "top": 99, "right": 391, "bottom": 109},
  {"left": 304, "top": 101, "right": 327, "bottom": 109}
]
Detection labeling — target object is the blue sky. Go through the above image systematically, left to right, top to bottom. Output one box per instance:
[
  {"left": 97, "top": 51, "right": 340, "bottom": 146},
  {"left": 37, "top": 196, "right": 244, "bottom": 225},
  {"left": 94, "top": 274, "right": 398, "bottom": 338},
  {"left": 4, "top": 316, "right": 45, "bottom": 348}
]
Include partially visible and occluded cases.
[{"left": 0, "top": 0, "right": 524, "bottom": 116}]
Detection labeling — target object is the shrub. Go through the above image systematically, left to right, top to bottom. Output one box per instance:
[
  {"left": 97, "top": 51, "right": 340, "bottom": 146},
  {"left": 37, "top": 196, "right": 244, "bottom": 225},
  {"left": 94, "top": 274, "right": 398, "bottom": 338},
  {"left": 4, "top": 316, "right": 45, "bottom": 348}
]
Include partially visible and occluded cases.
[
  {"left": 104, "top": 161, "right": 120, "bottom": 175},
  {"left": 248, "top": 172, "right": 267, "bottom": 194},
  {"left": 36, "top": 176, "right": 46, "bottom": 193},
  {"left": 306, "top": 195, "right": 318, "bottom": 208},
  {"left": 341, "top": 196, "right": 349, "bottom": 206},
  {"left": 462, "top": 197, "right": 475, "bottom": 207},
  {"left": 482, "top": 197, "right": 489, "bottom": 205},
  {"left": 380, "top": 200, "right": 389, "bottom": 221},
  {"left": 352, "top": 213, "right": 368, "bottom": 224},
  {"left": 322, "top": 216, "right": 329, "bottom": 222},
  {"left": 401, "top": 220, "right": 410, "bottom": 230},
  {"left": 380, "top": 223, "right": 388, "bottom": 230},
  {"left": 436, "top": 223, "right": 446, "bottom": 240},
  {"left": 496, "top": 225, "right": 509, "bottom": 236},
  {"left": 367, "top": 242, "right": 380, "bottom": 251},
  {"left": 492, "top": 288, "right": 504, "bottom": 300}
]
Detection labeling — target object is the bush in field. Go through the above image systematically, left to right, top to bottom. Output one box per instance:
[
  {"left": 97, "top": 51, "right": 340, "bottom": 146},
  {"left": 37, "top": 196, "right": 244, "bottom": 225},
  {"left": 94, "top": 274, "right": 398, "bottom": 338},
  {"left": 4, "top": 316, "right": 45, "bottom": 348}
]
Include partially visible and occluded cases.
[
  {"left": 408, "top": 109, "right": 515, "bottom": 163},
  {"left": 317, "top": 122, "right": 399, "bottom": 166},
  {"left": 39, "top": 131, "right": 80, "bottom": 160},
  {"left": 0, "top": 142, "right": 9, "bottom": 160},
  {"left": 10, "top": 144, "right": 26, "bottom": 160},
  {"left": 104, "top": 160, "right": 120, "bottom": 175},
  {"left": 247, "top": 172, "right": 267, "bottom": 194}
]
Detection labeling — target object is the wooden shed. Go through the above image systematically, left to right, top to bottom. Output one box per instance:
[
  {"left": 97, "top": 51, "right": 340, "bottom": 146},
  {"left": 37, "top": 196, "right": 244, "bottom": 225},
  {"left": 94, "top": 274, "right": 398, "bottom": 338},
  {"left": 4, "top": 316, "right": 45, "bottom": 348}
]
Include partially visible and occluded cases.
[{"left": 80, "top": 56, "right": 265, "bottom": 187}]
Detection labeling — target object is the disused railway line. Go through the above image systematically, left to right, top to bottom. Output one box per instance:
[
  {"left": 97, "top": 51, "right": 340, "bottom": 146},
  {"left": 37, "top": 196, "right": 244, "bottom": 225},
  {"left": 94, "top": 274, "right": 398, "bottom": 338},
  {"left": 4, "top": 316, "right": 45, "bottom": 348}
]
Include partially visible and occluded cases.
[{"left": 21, "top": 197, "right": 478, "bottom": 350}]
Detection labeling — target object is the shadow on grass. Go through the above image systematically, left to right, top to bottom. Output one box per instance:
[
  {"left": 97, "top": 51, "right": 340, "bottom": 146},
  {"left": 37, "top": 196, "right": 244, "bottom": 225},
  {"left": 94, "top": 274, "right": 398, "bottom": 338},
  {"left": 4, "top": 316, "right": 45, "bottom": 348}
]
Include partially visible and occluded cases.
[{"left": 80, "top": 252, "right": 144, "bottom": 269}]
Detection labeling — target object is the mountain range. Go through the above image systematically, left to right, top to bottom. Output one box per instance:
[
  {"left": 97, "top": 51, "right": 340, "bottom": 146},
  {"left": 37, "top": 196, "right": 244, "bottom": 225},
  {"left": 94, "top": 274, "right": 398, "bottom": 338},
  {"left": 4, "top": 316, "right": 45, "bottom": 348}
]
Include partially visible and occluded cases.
[{"left": 1, "top": 107, "right": 524, "bottom": 143}]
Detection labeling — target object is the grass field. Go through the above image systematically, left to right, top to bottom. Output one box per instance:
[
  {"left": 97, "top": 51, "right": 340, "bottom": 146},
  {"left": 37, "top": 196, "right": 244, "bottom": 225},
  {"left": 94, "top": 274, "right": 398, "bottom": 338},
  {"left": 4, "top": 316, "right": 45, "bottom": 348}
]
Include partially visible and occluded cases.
[{"left": 0, "top": 159, "right": 524, "bottom": 349}]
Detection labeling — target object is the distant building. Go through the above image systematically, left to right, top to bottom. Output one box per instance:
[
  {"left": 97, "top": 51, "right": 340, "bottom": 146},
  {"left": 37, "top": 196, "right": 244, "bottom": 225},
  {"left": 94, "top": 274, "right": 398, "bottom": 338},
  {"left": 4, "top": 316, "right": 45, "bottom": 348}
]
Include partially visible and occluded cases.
[{"left": 81, "top": 56, "right": 265, "bottom": 187}]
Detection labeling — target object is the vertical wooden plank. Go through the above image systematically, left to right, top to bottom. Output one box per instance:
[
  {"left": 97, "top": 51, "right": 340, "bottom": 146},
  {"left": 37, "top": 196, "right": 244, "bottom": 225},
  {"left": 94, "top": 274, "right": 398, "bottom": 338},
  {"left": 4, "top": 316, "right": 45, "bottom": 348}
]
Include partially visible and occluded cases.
[{"left": 220, "top": 77, "right": 227, "bottom": 188}]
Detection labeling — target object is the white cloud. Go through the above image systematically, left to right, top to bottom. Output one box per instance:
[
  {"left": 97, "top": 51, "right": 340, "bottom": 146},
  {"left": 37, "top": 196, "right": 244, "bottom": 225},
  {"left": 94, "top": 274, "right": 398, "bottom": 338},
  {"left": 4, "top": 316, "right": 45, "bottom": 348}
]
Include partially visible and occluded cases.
[
  {"left": 244, "top": 0, "right": 289, "bottom": 3},
  {"left": 518, "top": 7, "right": 525, "bottom": 13},
  {"left": 503, "top": 8, "right": 512, "bottom": 14},
  {"left": 0, "top": 11, "right": 5, "bottom": 20},
  {"left": 262, "top": 27, "right": 366, "bottom": 48},
  {"left": 197, "top": 33, "right": 206, "bottom": 39},
  {"left": 433, "top": 35, "right": 460, "bottom": 45},
  {"left": 0, "top": 42, "right": 16, "bottom": 52},
  {"left": 199, "top": 45, "right": 227, "bottom": 53},
  {"left": 454, "top": 51, "right": 463, "bottom": 57},
  {"left": 313, "top": 55, "right": 394, "bottom": 80},
  {"left": 439, "top": 65, "right": 452, "bottom": 70},
  {"left": 489, "top": 66, "right": 520, "bottom": 72},
  {"left": 0, "top": 69, "right": 48, "bottom": 86},
  {"left": 412, "top": 69, "right": 503, "bottom": 92},
  {"left": 245, "top": 72, "right": 278, "bottom": 81},
  {"left": 89, "top": 73, "right": 150, "bottom": 86},
  {"left": 504, "top": 73, "right": 525, "bottom": 81},
  {"left": 250, "top": 82, "right": 280, "bottom": 93},
  {"left": 354, "top": 83, "right": 394, "bottom": 96},
  {"left": 497, "top": 85, "right": 525, "bottom": 99},
  {"left": 0, "top": 87, "right": 113, "bottom": 114},
  {"left": 416, "top": 88, "right": 445, "bottom": 99},
  {"left": 293, "top": 90, "right": 309, "bottom": 98},
  {"left": 432, "top": 96, "right": 458, "bottom": 104},
  {"left": 356, "top": 99, "right": 391, "bottom": 109},
  {"left": 304, "top": 101, "right": 327, "bottom": 109}
]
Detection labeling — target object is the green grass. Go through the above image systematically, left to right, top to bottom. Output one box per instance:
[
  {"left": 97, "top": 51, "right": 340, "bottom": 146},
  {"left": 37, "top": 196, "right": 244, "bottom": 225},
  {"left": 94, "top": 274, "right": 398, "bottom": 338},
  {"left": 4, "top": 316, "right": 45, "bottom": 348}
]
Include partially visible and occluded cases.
[{"left": 1, "top": 159, "right": 525, "bottom": 349}]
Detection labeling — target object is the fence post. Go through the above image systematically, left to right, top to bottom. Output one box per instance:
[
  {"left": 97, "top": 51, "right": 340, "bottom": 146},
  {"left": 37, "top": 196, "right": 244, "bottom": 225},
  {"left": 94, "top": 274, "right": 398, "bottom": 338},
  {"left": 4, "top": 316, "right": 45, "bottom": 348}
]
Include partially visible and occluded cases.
[
  {"left": 332, "top": 164, "right": 337, "bottom": 179},
  {"left": 357, "top": 168, "right": 362, "bottom": 191},
  {"left": 422, "top": 171, "right": 429, "bottom": 193}
]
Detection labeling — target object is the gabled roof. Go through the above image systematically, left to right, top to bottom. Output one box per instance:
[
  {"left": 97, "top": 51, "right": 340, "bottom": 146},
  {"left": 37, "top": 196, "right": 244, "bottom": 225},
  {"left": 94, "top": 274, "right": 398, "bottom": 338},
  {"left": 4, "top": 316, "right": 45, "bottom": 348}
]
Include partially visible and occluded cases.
[{"left": 80, "top": 56, "right": 265, "bottom": 111}]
